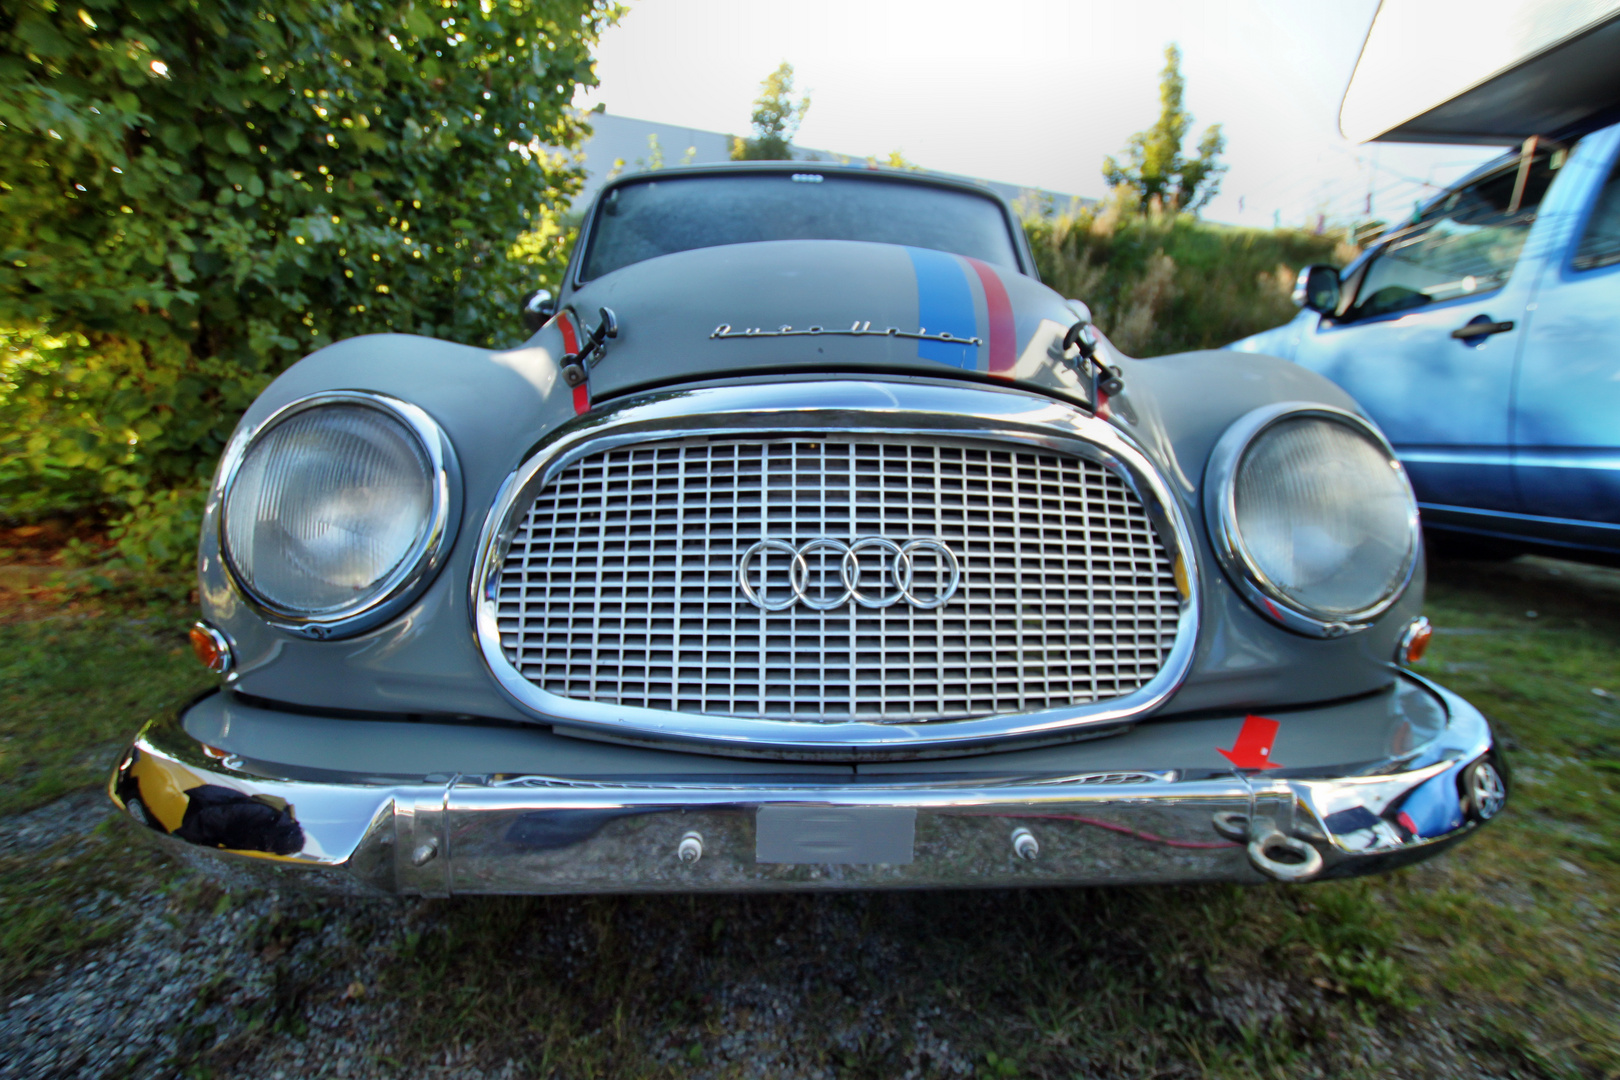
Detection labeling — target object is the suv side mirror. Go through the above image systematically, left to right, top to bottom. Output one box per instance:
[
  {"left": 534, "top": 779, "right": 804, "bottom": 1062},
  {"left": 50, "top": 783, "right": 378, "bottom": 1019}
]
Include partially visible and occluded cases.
[
  {"left": 1292, "top": 265, "right": 1341, "bottom": 314},
  {"left": 521, "top": 288, "right": 556, "bottom": 332}
]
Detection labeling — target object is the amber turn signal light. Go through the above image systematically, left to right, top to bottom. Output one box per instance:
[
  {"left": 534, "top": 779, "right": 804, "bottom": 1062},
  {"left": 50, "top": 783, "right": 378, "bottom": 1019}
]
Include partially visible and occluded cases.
[
  {"left": 1396, "top": 616, "right": 1433, "bottom": 666},
  {"left": 190, "top": 622, "right": 234, "bottom": 674}
]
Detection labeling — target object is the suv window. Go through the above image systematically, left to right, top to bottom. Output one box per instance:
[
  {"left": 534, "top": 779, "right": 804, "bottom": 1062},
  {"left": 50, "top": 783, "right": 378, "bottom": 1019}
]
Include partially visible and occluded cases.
[
  {"left": 1346, "top": 150, "right": 1559, "bottom": 320},
  {"left": 1573, "top": 154, "right": 1620, "bottom": 271},
  {"left": 580, "top": 172, "right": 1022, "bottom": 281}
]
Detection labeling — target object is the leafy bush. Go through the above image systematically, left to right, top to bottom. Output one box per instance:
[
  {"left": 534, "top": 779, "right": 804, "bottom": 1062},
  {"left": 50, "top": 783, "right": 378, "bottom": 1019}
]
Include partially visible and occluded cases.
[
  {"left": 0, "top": 0, "right": 614, "bottom": 582},
  {"left": 1024, "top": 195, "right": 1351, "bottom": 356}
]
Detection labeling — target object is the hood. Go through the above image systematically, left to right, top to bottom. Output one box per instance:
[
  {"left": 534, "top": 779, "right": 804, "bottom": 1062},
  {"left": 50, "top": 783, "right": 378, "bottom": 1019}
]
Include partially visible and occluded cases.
[{"left": 559, "top": 239, "right": 1097, "bottom": 405}]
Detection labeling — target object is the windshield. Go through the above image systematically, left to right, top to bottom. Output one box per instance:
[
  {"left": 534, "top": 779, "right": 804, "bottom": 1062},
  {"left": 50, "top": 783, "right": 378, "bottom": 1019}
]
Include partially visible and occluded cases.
[
  {"left": 1346, "top": 149, "right": 1556, "bottom": 321},
  {"left": 580, "top": 172, "right": 1022, "bottom": 281}
]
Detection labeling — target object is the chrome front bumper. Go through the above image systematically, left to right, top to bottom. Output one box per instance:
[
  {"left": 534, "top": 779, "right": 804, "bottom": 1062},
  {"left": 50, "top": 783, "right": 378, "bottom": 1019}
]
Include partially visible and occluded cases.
[{"left": 109, "top": 674, "right": 1504, "bottom": 896}]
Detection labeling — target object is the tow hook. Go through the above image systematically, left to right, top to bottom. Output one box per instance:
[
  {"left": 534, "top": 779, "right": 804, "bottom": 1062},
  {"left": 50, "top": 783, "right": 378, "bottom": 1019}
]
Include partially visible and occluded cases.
[{"left": 1213, "top": 811, "right": 1325, "bottom": 883}]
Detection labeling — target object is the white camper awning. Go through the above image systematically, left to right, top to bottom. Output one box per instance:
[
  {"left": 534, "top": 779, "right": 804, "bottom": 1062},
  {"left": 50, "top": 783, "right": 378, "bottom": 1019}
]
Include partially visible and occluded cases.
[{"left": 1340, "top": 0, "right": 1620, "bottom": 144}]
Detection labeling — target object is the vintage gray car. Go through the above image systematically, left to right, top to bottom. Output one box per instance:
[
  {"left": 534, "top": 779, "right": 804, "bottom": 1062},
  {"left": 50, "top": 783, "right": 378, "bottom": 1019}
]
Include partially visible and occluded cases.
[{"left": 111, "top": 162, "right": 1507, "bottom": 896}]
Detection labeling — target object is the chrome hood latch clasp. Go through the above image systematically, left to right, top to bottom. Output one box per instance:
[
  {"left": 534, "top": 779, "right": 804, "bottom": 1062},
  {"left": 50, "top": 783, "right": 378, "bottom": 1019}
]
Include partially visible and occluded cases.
[{"left": 561, "top": 306, "right": 619, "bottom": 386}]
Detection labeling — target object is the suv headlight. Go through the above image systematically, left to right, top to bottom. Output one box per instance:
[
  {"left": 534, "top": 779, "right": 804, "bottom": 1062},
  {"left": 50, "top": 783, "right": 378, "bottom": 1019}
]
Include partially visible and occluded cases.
[
  {"left": 219, "top": 391, "right": 459, "bottom": 637},
  {"left": 1205, "top": 403, "right": 1418, "bottom": 636}
]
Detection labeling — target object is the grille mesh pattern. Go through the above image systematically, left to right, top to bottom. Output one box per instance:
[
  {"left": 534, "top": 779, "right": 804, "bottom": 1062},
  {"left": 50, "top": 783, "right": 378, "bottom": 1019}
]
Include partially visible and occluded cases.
[{"left": 494, "top": 437, "right": 1183, "bottom": 721}]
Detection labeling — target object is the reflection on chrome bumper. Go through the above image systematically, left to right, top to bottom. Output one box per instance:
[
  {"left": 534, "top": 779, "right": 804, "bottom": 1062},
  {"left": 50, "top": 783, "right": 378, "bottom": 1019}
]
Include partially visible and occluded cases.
[{"left": 108, "top": 677, "right": 1504, "bottom": 896}]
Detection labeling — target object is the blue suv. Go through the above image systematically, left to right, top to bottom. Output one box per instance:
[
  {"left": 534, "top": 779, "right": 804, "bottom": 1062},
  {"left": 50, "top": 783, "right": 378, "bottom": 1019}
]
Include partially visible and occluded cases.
[{"left": 1230, "top": 119, "right": 1620, "bottom": 564}]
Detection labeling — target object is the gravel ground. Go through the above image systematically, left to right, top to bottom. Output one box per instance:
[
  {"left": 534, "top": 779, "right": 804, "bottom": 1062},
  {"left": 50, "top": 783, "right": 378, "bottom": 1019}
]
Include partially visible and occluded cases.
[
  {"left": 0, "top": 789, "right": 111, "bottom": 856},
  {"left": 1, "top": 794, "right": 408, "bottom": 1080},
  {"left": 0, "top": 796, "right": 984, "bottom": 1080}
]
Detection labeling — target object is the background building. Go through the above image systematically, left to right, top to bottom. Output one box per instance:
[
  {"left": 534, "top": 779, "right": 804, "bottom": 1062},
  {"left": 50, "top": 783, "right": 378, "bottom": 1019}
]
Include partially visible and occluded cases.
[{"left": 572, "top": 110, "right": 1093, "bottom": 216}]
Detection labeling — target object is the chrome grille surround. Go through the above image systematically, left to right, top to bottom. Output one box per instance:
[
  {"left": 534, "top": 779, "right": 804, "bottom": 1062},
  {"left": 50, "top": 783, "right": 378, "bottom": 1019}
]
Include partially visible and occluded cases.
[{"left": 473, "top": 381, "right": 1199, "bottom": 758}]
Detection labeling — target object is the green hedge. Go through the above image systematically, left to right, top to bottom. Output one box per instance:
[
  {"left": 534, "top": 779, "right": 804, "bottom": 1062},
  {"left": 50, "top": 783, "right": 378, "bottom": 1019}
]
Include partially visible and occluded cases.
[
  {"left": 0, "top": 0, "right": 613, "bottom": 579},
  {"left": 1025, "top": 197, "right": 1349, "bottom": 357}
]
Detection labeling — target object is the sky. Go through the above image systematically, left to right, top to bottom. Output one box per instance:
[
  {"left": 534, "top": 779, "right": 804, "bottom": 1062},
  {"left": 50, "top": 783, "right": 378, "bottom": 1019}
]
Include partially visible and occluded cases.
[{"left": 575, "top": 0, "right": 1506, "bottom": 229}]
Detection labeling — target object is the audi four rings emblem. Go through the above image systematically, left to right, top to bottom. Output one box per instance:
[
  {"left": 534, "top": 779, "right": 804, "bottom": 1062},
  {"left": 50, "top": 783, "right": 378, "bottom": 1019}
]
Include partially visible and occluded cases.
[{"left": 736, "top": 537, "right": 962, "bottom": 612}]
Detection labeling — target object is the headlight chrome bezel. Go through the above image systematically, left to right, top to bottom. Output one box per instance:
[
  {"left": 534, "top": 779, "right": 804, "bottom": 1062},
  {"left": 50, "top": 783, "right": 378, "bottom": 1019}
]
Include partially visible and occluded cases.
[
  {"left": 216, "top": 390, "right": 461, "bottom": 639},
  {"left": 1204, "top": 402, "right": 1419, "bottom": 638}
]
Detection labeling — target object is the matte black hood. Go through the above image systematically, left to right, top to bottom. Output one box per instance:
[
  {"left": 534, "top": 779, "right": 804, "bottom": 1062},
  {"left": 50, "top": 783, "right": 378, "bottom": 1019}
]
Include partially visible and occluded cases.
[{"left": 561, "top": 239, "right": 1095, "bottom": 404}]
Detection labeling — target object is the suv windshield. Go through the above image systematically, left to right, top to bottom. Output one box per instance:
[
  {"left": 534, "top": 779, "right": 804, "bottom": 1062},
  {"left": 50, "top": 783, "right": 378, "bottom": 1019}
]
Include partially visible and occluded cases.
[
  {"left": 1345, "top": 149, "right": 1559, "bottom": 321},
  {"left": 580, "top": 172, "right": 1022, "bottom": 281}
]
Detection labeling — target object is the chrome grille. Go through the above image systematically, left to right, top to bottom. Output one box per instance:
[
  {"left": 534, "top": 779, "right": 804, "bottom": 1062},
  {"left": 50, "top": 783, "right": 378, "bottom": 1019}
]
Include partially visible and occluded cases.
[{"left": 493, "top": 436, "right": 1184, "bottom": 722}]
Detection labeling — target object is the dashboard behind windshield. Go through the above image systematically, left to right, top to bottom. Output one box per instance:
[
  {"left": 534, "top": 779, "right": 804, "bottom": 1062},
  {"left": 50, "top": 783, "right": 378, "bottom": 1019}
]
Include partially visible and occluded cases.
[{"left": 580, "top": 172, "right": 1023, "bottom": 281}]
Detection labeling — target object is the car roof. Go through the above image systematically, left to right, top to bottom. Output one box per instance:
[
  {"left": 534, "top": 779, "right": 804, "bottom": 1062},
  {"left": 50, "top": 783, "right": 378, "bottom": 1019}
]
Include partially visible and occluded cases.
[{"left": 591, "top": 159, "right": 1018, "bottom": 199}]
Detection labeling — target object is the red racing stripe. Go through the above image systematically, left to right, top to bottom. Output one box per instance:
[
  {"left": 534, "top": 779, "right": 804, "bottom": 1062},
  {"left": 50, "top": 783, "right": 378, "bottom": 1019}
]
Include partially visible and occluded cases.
[{"left": 965, "top": 257, "right": 1015, "bottom": 374}]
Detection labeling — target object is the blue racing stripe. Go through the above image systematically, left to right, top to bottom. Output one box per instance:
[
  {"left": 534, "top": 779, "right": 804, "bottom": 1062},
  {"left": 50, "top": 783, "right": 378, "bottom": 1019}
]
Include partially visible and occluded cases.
[{"left": 905, "top": 247, "right": 976, "bottom": 369}]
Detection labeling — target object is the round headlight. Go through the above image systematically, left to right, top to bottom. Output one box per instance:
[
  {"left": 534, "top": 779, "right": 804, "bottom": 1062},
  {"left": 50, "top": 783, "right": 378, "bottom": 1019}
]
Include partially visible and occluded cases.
[
  {"left": 220, "top": 392, "right": 458, "bottom": 634},
  {"left": 1206, "top": 404, "right": 1418, "bottom": 635}
]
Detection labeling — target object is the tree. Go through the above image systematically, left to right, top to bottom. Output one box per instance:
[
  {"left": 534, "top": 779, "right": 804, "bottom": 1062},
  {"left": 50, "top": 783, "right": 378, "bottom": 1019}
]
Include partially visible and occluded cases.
[
  {"left": 0, "top": 0, "right": 617, "bottom": 576},
  {"left": 1102, "top": 45, "right": 1226, "bottom": 214},
  {"left": 730, "top": 62, "right": 809, "bottom": 161},
  {"left": 632, "top": 134, "right": 697, "bottom": 173},
  {"left": 872, "top": 149, "right": 920, "bottom": 171}
]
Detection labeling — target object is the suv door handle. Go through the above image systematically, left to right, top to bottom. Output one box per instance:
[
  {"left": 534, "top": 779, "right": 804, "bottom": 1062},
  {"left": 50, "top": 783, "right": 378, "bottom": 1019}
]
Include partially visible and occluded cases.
[{"left": 1451, "top": 319, "right": 1515, "bottom": 340}]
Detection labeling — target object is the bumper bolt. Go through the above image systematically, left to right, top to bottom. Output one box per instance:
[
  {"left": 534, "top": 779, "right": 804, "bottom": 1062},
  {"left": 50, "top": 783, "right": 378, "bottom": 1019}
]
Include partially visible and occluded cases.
[
  {"left": 1212, "top": 811, "right": 1250, "bottom": 841},
  {"left": 1011, "top": 827, "right": 1039, "bottom": 861},
  {"left": 677, "top": 831, "right": 704, "bottom": 864}
]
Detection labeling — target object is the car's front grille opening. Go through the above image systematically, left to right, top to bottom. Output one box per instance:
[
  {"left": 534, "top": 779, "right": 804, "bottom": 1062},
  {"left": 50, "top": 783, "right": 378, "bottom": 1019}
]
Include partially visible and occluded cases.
[{"left": 493, "top": 436, "right": 1182, "bottom": 722}]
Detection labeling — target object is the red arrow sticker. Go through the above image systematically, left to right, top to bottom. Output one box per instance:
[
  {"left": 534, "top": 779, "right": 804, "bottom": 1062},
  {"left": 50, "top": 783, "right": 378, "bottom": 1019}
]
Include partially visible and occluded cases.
[{"left": 1218, "top": 714, "right": 1282, "bottom": 770}]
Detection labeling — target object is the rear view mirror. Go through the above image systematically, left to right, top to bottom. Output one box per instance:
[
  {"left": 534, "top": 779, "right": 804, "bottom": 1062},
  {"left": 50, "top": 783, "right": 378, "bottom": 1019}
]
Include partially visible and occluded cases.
[
  {"left": 1292, "top": 265, "right": 1341, "bottom": 314},
  {"left": 521, "top": 288, "right": 556, "bottom": 332}
]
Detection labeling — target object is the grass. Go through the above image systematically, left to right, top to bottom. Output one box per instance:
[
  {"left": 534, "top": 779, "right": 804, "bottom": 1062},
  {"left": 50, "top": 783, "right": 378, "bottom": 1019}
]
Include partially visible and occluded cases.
[
  {"left": 0, "top": 555, "right": 1615, "bottom": 1078},
  {"left": 1395, "top": 557, "right": 1620, "bottom": 1075},
  {"left": 0, "top": 574, "right": 209, "bottom": 994},
  {"left": 0, "top": 595, "right": 208, "bottom": 816}
]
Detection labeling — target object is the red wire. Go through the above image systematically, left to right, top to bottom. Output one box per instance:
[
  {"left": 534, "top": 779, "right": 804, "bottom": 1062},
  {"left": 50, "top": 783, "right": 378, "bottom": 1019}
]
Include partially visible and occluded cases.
[{"left": 981, "top": 812, "right": 1241, "bottom": 850}]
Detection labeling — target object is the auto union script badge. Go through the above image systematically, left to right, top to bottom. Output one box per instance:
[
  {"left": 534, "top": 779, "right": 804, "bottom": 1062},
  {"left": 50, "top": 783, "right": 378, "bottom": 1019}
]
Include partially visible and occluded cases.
[
  {"left": 711, "top": 322, "right": 983, "bottom": 346},
  {"left": 736, "top": 537, "right": 962, "bottom": 612}
]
